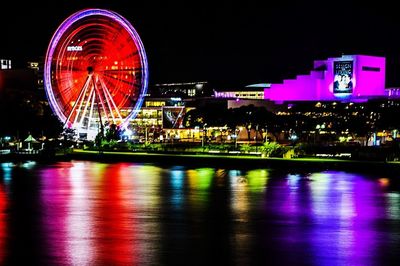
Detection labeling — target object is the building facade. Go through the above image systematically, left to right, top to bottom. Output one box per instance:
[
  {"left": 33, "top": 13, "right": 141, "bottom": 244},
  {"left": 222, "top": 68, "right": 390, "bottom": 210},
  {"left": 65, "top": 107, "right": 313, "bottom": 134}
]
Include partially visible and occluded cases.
[{"left": 264, "top": 54, "right": 387, "bottom": 102}]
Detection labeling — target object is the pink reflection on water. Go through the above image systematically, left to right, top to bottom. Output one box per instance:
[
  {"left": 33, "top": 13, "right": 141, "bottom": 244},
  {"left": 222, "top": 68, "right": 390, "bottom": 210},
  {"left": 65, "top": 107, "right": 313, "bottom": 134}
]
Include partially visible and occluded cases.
[
  {"left": 39, "top": 161, "right": 142, "bottom": 265},
  {"left": 40, "top": 161, "right": 92, "bottom": 264},
  {"left": 66, "top": 161, "right": 95, "bottom": 265},
  {"left": 0, "top": 180, "right": 8, "bottom": 264}
]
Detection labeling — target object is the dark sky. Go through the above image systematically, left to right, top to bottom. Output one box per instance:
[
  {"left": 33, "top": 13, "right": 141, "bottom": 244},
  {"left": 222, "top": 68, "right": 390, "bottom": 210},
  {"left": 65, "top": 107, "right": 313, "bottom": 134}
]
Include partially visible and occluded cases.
[{"left": 2, "top": 0, "right": 400, "bottom": 88}]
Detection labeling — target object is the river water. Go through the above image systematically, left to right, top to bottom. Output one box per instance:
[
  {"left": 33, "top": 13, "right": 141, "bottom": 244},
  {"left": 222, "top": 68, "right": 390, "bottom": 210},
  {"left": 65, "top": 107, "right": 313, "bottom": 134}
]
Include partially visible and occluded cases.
[{"left": 0, "top": 160, "right": 399, "bottom": 265}]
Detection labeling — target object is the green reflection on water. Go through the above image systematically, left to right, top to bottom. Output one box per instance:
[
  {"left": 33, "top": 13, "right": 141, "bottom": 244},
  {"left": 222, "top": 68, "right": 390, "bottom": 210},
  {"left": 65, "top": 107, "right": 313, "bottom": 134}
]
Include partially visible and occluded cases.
[{"left": 246, "top": 169, "right": 269, "bottom": 192}]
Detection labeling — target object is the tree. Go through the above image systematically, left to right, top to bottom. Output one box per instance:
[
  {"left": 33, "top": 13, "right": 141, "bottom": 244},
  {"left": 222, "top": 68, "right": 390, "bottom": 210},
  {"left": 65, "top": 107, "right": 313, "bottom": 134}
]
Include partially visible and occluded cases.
[{"left": 105, "top": 124, "right": 121, "bottom": 142}]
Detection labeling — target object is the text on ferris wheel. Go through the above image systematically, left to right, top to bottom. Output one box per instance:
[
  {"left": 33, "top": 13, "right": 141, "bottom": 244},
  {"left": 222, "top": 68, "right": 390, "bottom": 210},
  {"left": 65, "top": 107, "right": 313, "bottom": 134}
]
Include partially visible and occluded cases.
[{"left": 67, "top": 46, "right": 83, "bottom": 51}]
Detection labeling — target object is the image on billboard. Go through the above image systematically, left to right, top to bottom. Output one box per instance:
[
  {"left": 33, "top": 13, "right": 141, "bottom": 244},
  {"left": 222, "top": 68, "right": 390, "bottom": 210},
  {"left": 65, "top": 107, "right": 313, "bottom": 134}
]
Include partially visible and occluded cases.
[
  {"left": 333, "top": 61, "right": 353, "bottom": 94},
  {"left": 162, "top": 106, "right": 185, "bottom": 129}
]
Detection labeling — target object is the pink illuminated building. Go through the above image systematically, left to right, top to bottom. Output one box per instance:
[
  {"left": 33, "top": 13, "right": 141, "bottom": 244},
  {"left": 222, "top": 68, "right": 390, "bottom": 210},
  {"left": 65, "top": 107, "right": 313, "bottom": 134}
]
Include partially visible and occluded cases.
[{"left": 264, "top": 54, "right": 387, "bottom": 102}]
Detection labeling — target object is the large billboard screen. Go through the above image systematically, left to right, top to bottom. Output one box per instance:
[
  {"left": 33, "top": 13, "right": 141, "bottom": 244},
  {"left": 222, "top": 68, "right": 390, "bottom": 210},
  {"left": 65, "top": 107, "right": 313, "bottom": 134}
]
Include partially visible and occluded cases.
[
  {"left": 333, "top": 61, "right": 353, "bottom": 94},
  {"left": 162, "top": 106, "right": 185, "bottom": 129}
]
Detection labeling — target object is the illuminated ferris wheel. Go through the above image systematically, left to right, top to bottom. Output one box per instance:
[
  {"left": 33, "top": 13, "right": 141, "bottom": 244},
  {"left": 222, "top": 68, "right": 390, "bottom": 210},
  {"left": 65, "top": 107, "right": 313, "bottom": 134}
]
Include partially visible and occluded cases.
[{"left": 44, "top": 8, "right": 148, "bottom": 140}]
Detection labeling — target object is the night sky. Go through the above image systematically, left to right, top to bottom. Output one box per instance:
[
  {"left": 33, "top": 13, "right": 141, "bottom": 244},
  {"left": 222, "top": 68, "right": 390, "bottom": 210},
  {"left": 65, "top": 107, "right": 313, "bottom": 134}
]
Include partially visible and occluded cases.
[{"left": 2, "top": 0, "right": 400, "bottom": 88}]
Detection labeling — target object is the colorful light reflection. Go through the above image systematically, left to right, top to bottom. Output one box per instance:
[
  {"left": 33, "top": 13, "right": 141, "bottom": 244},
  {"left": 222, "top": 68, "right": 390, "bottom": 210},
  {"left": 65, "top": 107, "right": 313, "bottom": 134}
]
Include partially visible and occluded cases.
[
  {"left": 38, "top": 161, "right": 165, "bottom": 265},
  {"left": 0, "top": 162, "right": 399, "bottom": 265},
  {"left": 0, "top": 179, "right": 8, "bottom": 264}
]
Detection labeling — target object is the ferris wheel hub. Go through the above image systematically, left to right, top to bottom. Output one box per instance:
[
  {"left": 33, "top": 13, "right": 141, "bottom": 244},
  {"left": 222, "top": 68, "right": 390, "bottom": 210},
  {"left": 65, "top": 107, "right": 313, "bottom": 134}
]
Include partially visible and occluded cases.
[{"left": 87, "top": 66, "right": 94, "bottom": 75}]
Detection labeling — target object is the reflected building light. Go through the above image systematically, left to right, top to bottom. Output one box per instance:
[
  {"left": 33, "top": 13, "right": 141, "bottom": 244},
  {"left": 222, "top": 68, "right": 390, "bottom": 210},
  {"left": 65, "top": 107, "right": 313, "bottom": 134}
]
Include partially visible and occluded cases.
[
  {"left": 21, "top": 161, "right": 36, "bottom": 170},
  {"left": 67, "top": 161, "right": 94, "bottom": 265},
  {"left": 1, "top": 163, "right": 13, "bottom": 184},
  {"left": 89, "top": 163, "right": 108, "bottom": 182},
  {"left": 123, "top": 164, "right": 161, "bottom": 265},
  {"left": 130, "top": 165, "right": 162, "bottom": 206},
  {"left": 187, "top": 168, "right": 212, "bottom": 209},
  {"left": 191, "top": 168, "right": 213, "bottom": 190},
  {"left": 170, "top": 169, "right": 185, "bottom": 208},
  {"left": 171, "top": 169, "right": 184, "bottom": 190},
  {"left": 215, "top": 169, "right": 227, "bottom": 187},
  {"left": 228, "top": 169, "right": 252, "bottom": 266},
  {"left": 246, "top": 169, "right": 268, "bottom": 192},
  {"left": 228, "top": 170, "right": 242, "bottom": 189},
  {"left": 229, "top": 170, "right": 250, "bottom": 225},
  {"left": 309, "top": 172, "right": 339, "bottom": 218},
  {"left": 287, "top": 173, "right": 302, "bottom": 189},
  {"left": 346, "top": 176, "right": 381, "bottom": 265},
  {"left": 378, "top": 178, "right": 390, "bottom": 188},
  {"left": 0, "top": 182, "right": 8, "bottom": 264},
  {"left": 386, "top": 192, "right": 400, "bottom": 220}
]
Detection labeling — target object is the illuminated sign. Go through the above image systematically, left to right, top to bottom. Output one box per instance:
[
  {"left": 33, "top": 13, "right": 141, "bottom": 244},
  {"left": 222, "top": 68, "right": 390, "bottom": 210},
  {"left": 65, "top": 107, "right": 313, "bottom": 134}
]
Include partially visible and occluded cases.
[
  {"left": 67, "top": 46, "right": 83, "bottom": 51},
  {"left": 333, "top": 61, "right": 353, "bottom": 94},
  {"left": 170, "top": 97, "right": 182, "bottom": 101},
  {"left": 162, "top": 106, "right": 185, "bottom": 129}
]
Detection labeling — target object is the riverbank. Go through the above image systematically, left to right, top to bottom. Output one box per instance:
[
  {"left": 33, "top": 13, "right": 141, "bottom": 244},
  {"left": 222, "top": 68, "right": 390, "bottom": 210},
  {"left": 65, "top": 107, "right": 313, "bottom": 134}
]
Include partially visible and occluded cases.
[
  {"left": 2, "top": 149, "right": 400, "bottom": 176},
  {"left": 64, "top": 149, "right": 400, "bottom": 176}
]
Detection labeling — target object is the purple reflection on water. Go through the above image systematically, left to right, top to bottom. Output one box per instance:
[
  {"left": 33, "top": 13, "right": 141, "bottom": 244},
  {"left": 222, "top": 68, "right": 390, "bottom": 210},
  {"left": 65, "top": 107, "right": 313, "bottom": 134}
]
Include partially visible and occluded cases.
[{"left": 260, "top": 171, "right": 395, "bottom": 266}]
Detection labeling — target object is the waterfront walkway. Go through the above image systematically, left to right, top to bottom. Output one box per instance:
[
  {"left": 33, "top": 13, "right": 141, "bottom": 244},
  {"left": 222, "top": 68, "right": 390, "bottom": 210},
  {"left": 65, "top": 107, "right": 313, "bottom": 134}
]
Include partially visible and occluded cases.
[
  {"left": 2, "top": 148, "right": 400, "bottom": 176},
  {"left": 66, "top": 149, "right": 400, "bottom": 176}
]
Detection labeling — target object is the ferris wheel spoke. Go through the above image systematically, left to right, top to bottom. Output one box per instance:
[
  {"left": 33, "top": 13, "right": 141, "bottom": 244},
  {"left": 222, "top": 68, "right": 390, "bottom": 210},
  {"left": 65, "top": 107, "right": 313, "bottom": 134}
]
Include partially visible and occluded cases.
[
  {"left": 65, "top": 75, "right": 92, "bottom": 127},
  {"left": 92, "top": 76, "right": 111, "bottom": 124},
  {"left": 99, "top": 78, "right": 123, "bottom": 122},
  {"left": 98, "top": 80, "right": 117, "bottom": 124},
  {"left": 77, "top": 81, "right": 96, "bottom": 126},
  {"left": 87, "top": 90, "right": 96, "bottom": 130}
]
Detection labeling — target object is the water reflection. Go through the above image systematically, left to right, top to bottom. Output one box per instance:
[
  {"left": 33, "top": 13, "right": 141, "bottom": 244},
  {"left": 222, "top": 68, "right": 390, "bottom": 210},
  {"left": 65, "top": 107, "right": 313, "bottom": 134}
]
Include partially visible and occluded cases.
[
  {"left": 0, "top": 161, "right": 399, "bottom": 265},
  {"left": 38, "top": 161, "right": 163, "bottom": 265},
  {"left": 0, "top": 167, "right": 8, "bottom": 264}
]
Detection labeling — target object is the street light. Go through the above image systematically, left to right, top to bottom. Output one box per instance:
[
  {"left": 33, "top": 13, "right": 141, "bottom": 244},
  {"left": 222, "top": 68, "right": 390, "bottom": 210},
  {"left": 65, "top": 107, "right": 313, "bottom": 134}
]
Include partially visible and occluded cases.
[
  {"left": 202, "top": 123, "right": 207, "bottom": 148},
  {"left": 255, "top": 124, "right": 259, "bottom": 153},
  {"left": 235, "top": 127, "right": 240, "bottom": 149}
]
